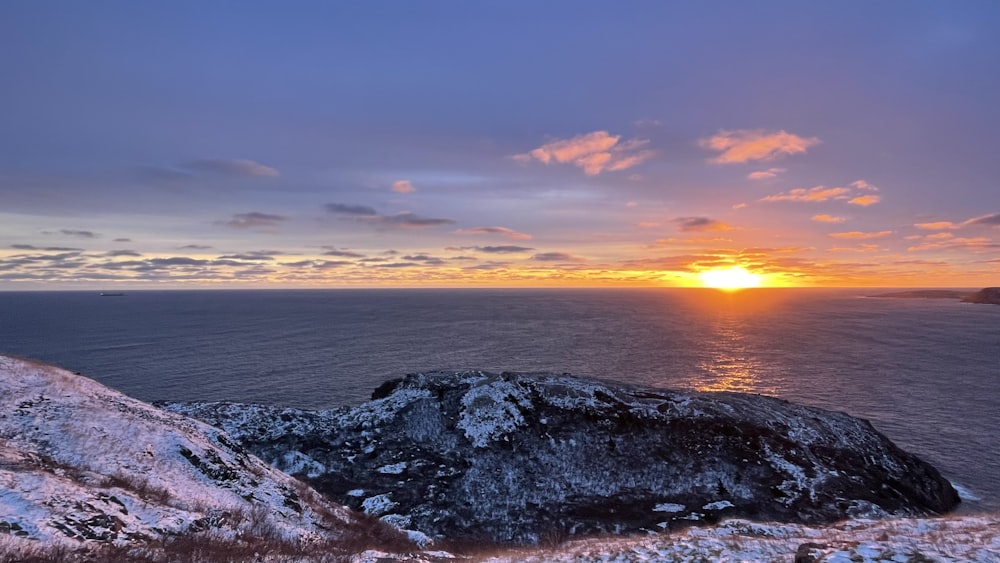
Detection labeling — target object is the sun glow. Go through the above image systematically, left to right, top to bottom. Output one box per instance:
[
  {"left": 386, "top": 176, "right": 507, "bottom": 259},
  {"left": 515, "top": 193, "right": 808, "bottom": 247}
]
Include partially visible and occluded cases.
[{"left": 698, "top": 266, "right": 763, "bottom": 290}]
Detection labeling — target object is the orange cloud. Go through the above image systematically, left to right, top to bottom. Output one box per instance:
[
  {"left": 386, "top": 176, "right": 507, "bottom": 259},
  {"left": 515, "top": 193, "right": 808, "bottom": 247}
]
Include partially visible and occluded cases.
[
  {"left": 699, "top": 129, "right": 820, "bottom": 164},
  {"left": 515, "top": 131, "right": 653, "bottom": 175},
  {"left": 747, "top": 167, "right": 786, "bottom": 180},
  {"left": 392, "top": 180, "right": 415, "bottom": 194},
  {"left": 763, "top": 180, "right": 880, "bottom": 206},
  {"left": 762, "top": 186, "right": 851, "bottom": 203},
  {"left": 848, "top": 194, "right": 880, "bottom": 206},
  {"left": 812, "top": 214, "right": 847, "bottom": 223},
  {"left": 915, "top": 221, "right": 957, "bottom": 230},
  {"left": 829, "top": 230, "right": 894, "bottom": 240},
  {"left": 926, "top": 232, "right": 955, "bottom": 240},
  {"left": 907, "top": 236, "right": 996, "bottom": 252},
  {"left": 654, "top": 237, "right": 733, "bottom": 246},
  {"left": 827, "top": 244, "right": 884, "bottom": 253}
]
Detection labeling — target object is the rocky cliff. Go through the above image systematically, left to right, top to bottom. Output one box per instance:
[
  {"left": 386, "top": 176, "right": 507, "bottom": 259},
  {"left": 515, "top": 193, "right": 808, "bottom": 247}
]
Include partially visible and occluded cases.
[{"left": 166, "top": 370, "right": 960, "bottom": 544}]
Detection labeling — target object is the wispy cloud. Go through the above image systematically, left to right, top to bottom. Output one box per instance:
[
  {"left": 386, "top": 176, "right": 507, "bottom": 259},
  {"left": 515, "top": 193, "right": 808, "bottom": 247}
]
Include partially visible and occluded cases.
[
  {"left": 699, "top": 129, "right": 820, "bottom": 164},
  {"left": 514, "top": 131, "right": 654, "bottom": 175},
  {"left": 185, "top": 158, "right": 279, "bottom": 177},
  {"left": 136, "top": 166, "right": 197, "bottom": 185},
  {"left": 747, "top": 167, "right": 786, "bottom": 180},
  {"left": 392, "top": 180, "right": 415, "bottom": 194},
  {"left": 761, "top": 180, "right": 879, "bottom": 206},
  {"left": 762, "top": 186, "right": 851, "bottom": 203},
  {"left": 848, "top": 194, "right": 881, "bottom": 206},
  {"left": 324, "top": 203, "right": 378, "bottom": 215},
  {"left": 326, "top": 205, "right": 453, "bottom": 229},
  {"left": 218, "top": 212, "right": 287, "bottom": 229},
  {"left": 362, "top": 212, "right": 455, "bottom": 229},
  {"left": 965, "top": 212, "right": 1000, "bottom": 227},
  {"left": 812, "top": 214, "right": 847, "bottom": 223},
  {"left": 672, "top": 217, "right": 733, "bottom": 232},
  {"left": 915, "top": 221, "right": 958, "bottom": 230},
  {"left": 455, "top": 226, "right": 533, "bottom": 240},
  {"left": 57, "top": 229, "right": 99, "bottom": 238},
  {"left": 829, "top": 230, "right": 894, "bottom": 240},
  {"left": 908, "top": 236, "right": 998, "bottom": 252},
  {"left": 654, "top": 237, "right": 733, "bottom": 246},
  {"left": 10, "top": 244, "right": 83, "bottom": 251},
  {"left": 827, "top": 244, "right": 885, "bottom": 253},
  {"left": 468, "top": 245, "right": 535, "bottom": 254},
  {"left": 322, "top": 248, "right": 365, "bottom": 258},
  {"left": 532, "top": 252, "right": 583, "bottom": 262},
  {"left": 218, "top": 253, "right": 274, "bottom": 261},
  {"left": 402, "top": 254, "right": 445, "bottom": 265},
  {"left": 283, "top": 259, "right": 351, "bottom": 269}
]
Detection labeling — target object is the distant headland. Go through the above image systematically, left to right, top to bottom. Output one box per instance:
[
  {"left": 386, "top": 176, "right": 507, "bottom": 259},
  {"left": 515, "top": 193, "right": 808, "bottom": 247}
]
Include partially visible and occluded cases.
[
  {"left": 869, "top": 287, "right": 1000, "bottom": 305},
  {"left": 961, "top": 287, "right": 1000, "bottom": 305}
]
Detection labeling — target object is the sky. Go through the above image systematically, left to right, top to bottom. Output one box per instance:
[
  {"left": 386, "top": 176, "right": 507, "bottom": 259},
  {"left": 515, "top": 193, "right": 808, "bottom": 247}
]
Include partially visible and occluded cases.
[{"left": 2, "top": 1, "right": 999, "bottom": 289}]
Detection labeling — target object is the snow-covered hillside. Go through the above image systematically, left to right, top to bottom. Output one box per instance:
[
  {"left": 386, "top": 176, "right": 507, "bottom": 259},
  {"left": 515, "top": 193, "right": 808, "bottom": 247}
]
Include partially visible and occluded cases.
[
  {"left": 0, "top": 355, "right": 412, "bottom": 560},
  {"left": 473, "top": 514, "right": 1000, "bottom": 563}
]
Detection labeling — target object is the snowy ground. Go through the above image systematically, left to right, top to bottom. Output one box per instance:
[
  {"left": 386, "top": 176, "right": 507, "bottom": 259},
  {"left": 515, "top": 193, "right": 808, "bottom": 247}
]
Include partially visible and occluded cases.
[
  {"left": 0, "top": 355, "right": 413, "bottom": 560},
  {"left": 3, "top": 355, "right": 997, "bottom": 562},
  {"left": 352, "top": 514, "right": 1000, "bottom": 562}
]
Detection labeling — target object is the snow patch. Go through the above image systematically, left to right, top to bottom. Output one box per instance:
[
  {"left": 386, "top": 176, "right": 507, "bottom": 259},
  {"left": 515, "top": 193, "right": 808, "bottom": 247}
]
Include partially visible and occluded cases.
[
  {"left": 457, "top": 377, "right": 533, "bottom": 448},
  {"left": 377, "top": 462, "right": 407, "bottom": 475},
  {"left": 361, "top": 494, "right": 398, "bottom": 516},
  {"left": 702, "top": 500, "right": 734, "bottom": 511},
  {"left": 653, "top": 503, "right": 686, "bottom": 513},
  {"left": 406, "top": 529, "right": 433, "bottom": 548}
]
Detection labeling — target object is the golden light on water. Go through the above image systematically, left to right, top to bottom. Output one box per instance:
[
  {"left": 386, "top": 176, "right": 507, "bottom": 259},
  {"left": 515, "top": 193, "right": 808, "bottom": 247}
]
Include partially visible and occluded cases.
[{"left": 698, "top": 266, "right": 763, "bottom": 290}]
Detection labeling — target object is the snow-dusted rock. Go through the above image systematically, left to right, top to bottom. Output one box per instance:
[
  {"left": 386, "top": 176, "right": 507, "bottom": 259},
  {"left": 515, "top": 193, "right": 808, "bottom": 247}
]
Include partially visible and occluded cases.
[
  {"left": 0, "top": 355, "right": 411, "bottom": 556},
  {"left": 167, "top": 370, "right": 960, "bottom": 544}
]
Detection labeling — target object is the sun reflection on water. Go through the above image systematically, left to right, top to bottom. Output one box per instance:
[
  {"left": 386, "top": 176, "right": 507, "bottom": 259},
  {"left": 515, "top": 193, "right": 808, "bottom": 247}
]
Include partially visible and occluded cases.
[{"left": 689, "top": 292, "right": 783, "bottom": 395}]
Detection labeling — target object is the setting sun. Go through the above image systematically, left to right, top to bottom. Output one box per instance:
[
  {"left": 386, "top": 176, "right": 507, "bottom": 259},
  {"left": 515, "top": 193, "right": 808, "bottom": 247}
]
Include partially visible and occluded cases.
[{"left": 698, "top": 267, "right": 763, "bottom": 290}]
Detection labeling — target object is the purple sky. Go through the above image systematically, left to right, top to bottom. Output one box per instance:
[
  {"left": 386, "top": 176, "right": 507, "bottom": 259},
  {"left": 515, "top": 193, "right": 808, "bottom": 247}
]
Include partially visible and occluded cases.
[{"left": 2, "top": 1, "right": 999, "bottom": 288}]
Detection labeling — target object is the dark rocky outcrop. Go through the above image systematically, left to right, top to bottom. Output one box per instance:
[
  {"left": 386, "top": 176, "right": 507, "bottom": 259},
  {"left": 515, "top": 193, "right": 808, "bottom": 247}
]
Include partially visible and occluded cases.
[
  {"left": 962, "top": 287, "right": 1000, "bottom": 305},
  {"left": 166, "top": 371, "right": 960, "bottom": 544}
]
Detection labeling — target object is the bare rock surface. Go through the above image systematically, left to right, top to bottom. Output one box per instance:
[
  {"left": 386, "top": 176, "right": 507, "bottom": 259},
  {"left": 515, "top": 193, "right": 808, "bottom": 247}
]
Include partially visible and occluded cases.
[{"left": 165, "top": 370, "right": 961, "bottom": 544}]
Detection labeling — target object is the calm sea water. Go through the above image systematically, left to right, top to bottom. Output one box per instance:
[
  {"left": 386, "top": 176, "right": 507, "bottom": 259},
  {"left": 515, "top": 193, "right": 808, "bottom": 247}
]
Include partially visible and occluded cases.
[{"left": 1, "top": 288, "right": 997, "bottom": 512}]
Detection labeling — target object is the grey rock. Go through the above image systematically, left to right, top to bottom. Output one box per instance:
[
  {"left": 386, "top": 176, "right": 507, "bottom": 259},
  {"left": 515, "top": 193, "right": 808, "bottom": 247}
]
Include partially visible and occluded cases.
[{"left": 165, "top": 370, "right": 960, "bottom": 544}]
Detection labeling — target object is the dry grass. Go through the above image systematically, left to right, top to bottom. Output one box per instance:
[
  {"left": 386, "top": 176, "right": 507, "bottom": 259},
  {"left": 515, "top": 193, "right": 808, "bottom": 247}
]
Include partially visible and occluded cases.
[
  {"left": 99, "top": 471, "right": 175, "bottom": 505},
  {"left": 0, "top": 523, "right": 415, "bottom": 563}
]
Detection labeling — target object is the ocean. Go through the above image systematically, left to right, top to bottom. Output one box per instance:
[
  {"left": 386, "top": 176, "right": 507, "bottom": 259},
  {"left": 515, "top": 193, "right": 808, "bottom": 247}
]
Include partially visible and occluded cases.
[{"left": 1, "top": 288, "right": 997, "bottom": 512}]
